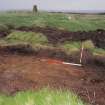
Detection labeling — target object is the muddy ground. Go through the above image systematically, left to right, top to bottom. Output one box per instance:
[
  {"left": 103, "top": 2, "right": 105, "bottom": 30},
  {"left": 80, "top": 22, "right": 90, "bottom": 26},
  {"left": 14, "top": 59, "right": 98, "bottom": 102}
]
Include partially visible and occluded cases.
[{"left": 0, "top": 46, "right": 105, "bottom": 105}]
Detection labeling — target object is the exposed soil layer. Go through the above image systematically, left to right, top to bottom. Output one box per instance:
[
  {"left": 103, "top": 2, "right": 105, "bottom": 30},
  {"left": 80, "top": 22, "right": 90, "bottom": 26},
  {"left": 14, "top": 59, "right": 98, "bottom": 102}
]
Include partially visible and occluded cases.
[
  {"left": 0, "top": 25, "right": 105, "bottom": 49},
  {"left": 1, "top": 26, "right": 105, "bottom": 49},
  {"left": 16, "top": 26, "right": 105, "bottom": 49},
  {"left": 0, "top": 30, "right": 10, "bottom": 37},
  {"left": 0, "top": 44, "right": 105, "bottom": 66},
  {"left": 0, "top": 46, "right": 105, "bottom": 105}
]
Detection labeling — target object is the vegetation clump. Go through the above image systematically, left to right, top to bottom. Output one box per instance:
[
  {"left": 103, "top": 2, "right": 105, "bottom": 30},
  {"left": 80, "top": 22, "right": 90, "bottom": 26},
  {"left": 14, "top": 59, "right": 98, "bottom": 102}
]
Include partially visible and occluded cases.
[
  {"left": 5, "top": 31, "right": 48, "bottom": 45},
  {"left": 0, "top": 88, "right": 86, "bottom": 105}
]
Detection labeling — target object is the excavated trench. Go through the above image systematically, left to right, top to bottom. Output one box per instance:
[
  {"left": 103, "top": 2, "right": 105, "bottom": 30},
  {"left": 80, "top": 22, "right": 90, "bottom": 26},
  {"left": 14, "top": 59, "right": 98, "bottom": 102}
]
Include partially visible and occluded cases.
[
  {"left": 0, "top": 26, "right": 105, "bottom": 105},
  {"left": 0, "top": 44, "right": 105, "bottom": 67},
  {"left": 0, "top": 45, "right": 105, "bottom": 105}
]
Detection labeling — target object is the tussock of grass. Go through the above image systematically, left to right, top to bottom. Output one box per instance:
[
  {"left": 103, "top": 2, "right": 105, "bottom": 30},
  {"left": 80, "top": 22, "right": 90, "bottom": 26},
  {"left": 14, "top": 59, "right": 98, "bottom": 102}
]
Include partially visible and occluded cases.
[
  {"left": 5, "top": 31, "right": 48, "bottom": 45},
  {"left": 59, "top": 40, "right": 105, "bottom": 56},
  {"left": 82, "top": 40, "right": 105, "bottom": 56},
  {"left": 83, "top": 40, "right": 95, "bottom": 49},
  {"left": 59, "top": 41, "right": 81, "bottom": 54},
  {"left": 93, "top": 48, "right": 105, "bottom": 56},
  {"left": 0, "top": 88, "right": 86, "bottom": 105}
]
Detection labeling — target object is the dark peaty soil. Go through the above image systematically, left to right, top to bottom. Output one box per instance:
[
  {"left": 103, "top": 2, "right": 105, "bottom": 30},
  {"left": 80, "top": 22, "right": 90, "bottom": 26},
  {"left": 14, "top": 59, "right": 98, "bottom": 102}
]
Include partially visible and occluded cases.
[
  {"left": 1, "top": 26, "right": 105, "bottom": 49},
  {"left": 16, "top": 26, "right": 105, "bottom": 49}
]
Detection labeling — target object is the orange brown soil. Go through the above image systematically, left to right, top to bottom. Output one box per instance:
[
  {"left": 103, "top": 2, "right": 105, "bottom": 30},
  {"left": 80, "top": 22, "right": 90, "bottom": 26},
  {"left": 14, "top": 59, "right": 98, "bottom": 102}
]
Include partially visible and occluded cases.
[{"left": 0, "top": 51, "right": 105, "bottom": 105}]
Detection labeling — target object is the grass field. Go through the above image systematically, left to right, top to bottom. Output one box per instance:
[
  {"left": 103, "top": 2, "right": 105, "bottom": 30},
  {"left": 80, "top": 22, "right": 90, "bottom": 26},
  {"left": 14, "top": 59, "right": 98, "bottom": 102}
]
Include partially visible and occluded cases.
[
  {"left": 0, "top": 11, "right": 105, "bottom": 31},
  {"left": 0, "top": 88, "right": 86, "bottom": 105}
]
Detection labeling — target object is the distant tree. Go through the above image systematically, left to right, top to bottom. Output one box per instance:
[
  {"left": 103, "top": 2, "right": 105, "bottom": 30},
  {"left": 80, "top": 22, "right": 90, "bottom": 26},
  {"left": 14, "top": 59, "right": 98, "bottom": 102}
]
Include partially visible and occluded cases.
[{"left": 33, "top": 5, "right": 38, "bottom": 13}]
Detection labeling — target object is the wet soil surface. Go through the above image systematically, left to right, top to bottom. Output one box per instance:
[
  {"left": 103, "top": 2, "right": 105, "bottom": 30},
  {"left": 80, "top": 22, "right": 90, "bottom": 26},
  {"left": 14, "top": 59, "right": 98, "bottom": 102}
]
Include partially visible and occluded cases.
[{"left": 0, "top": 48, "right": 105, "bottom": 105}]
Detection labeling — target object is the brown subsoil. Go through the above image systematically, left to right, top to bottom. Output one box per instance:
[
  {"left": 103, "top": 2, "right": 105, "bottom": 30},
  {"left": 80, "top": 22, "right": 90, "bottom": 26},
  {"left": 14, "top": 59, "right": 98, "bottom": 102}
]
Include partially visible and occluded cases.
[{"left": 0, "top": 46, "right": 105, "bottom": 105}]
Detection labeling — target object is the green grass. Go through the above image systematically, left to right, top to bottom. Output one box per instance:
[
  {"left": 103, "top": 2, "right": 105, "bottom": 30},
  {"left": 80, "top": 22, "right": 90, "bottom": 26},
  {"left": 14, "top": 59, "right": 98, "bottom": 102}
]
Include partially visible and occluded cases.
[
  {"left": 0, "top": 11, "right": 105, "bottom": 31},
  {"left": 0, "top": 11, "right": 105, "bottom": 55},
  {"left": 0, "top": 31, "right": 105, "bottom": 56},
  {"left": 4, "top": 31, "right": 48, "bottom": 45},
  {"left": 59, "top": 40, "right": 105, "bottom": 55},
  {"left": 59, "top": 40, "right": 95, "bottom": 54},
  {"left": 59, "top": 41, "right": 81, "bottom": 54},
  {"left": 92, "top": 48, "right": 105, "bottom": 56},
  {"left": 0, "top": 88, "right": 86, "bottom": 105}
]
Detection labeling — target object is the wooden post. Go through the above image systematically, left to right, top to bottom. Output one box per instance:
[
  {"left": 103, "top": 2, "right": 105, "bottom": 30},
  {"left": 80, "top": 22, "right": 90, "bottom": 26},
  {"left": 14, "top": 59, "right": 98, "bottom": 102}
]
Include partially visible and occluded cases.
[
  {"left": 33, "top": 5, "right": 38, "bottom": 13},
  {"left": 80, "top": 41, "right": 84, "bottom": 64}
]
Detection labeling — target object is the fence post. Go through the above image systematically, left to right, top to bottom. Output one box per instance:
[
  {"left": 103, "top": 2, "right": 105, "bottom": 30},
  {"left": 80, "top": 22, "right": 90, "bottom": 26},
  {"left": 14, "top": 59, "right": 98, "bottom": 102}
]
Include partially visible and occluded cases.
[{"left": 33, "top": 5, "right": 38, "bottom": 13}]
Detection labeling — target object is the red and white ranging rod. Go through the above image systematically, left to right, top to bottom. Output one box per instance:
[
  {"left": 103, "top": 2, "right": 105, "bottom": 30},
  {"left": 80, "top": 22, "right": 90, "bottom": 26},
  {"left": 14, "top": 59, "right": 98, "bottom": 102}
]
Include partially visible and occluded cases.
[
  {"left": 62, "top": 41, "right": 84, "bottom": 66},
  {"left": 41, "top": 42, "right": 84, "bottom": 67}
]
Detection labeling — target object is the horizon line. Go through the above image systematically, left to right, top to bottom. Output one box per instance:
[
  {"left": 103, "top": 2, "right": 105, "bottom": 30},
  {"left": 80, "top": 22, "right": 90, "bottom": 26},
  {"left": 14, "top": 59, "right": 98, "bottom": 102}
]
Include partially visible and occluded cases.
[{"left": 0, "top": 9, "right": 105, "bottom": 13}]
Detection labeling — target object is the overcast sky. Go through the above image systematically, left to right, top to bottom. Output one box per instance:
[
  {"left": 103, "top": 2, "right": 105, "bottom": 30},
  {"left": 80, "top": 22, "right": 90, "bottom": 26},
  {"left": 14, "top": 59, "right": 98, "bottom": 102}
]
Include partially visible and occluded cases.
[{"left": 0, "top": 0, "right": 105, "bottom": 11}]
